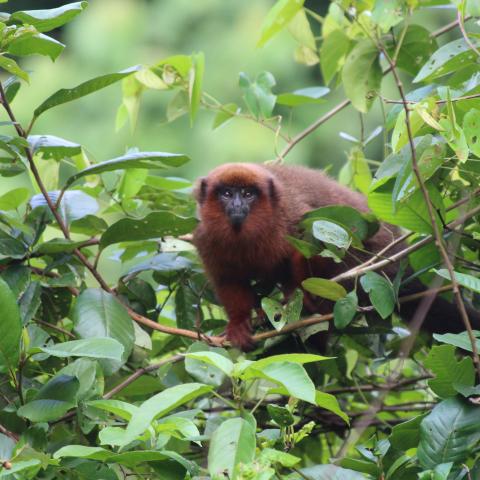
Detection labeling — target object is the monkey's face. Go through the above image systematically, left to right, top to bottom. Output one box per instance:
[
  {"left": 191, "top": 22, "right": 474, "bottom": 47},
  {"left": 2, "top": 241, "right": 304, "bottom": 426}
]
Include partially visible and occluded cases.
[{"left": 216, "top": 185, "right": 258, "bottom": 230}]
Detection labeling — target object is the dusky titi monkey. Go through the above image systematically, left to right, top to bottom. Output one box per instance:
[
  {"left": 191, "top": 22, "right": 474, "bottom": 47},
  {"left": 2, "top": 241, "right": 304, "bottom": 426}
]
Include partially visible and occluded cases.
[{"left": 193, "top": 162, "right": 476, "bottom": 350}]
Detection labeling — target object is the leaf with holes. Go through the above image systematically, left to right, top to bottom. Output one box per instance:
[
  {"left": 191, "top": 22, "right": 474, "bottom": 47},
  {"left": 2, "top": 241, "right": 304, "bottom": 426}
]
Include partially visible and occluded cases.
[
  {"left": 414, "top": 37, "right": 480, "bottom": 83},
  {"left": 342, "top": 40, "right": 382, "bottom": 113},
  {"left": 463, "top": 108, "right": 480, "bottom": 157}
]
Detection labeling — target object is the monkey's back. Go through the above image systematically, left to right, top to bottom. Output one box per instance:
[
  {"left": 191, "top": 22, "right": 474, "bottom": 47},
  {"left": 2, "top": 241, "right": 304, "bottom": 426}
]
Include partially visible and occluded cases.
[{"left": 264, "top": 164, "right": 369, "bottom": 222}]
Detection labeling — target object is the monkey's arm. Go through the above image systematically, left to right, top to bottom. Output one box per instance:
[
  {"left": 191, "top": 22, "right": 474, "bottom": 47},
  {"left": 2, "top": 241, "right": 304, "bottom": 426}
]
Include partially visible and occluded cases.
[{"left": 214, "top": 280, "right": 256, "bottom": 350}]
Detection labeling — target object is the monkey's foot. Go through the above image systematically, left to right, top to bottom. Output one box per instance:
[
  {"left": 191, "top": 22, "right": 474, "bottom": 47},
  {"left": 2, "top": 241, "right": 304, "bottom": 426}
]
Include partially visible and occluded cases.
[{"left": 226, "top": 322, "right": 254, "bottom": 351}]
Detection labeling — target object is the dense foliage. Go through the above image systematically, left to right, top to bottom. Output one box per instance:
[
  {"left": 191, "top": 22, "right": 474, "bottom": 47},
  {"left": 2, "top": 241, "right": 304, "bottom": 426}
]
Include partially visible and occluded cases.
[{"left": 0, "top": 1, "right": 479, "bottom": 479}]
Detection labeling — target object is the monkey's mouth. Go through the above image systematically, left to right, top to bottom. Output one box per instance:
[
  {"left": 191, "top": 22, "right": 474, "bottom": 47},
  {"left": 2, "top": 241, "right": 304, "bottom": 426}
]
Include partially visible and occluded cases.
[{"left": 228, "top": 212, "right": 247, "bottom": 230}]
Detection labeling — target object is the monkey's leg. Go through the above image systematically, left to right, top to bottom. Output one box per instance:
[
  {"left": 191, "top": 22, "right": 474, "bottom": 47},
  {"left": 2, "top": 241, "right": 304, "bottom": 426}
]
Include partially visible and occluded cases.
[{"left": 215, "top": 282, "right": 256, "bottom": 351}]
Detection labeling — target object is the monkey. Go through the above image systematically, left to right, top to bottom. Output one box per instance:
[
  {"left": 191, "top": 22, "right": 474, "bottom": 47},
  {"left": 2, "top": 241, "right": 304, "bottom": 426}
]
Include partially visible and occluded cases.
[{"left": 193, "top": 162, "right": 479, "bottom": 350}]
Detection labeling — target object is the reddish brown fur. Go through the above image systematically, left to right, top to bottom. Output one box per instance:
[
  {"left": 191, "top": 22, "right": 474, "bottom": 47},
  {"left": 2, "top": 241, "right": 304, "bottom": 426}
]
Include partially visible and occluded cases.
[{"left": 193, "top": 163, "right": 400, "bottom": 350}]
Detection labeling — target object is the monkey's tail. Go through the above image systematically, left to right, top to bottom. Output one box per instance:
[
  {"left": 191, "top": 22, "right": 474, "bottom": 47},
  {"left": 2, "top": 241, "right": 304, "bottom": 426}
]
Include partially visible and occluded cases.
[{"left": 399, "top": 280, "right": 480, "bottom": 335}]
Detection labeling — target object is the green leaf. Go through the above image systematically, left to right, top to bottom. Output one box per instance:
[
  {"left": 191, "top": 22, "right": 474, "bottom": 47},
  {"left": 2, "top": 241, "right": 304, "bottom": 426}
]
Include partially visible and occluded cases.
[
  {"left": 257, "top": 0, "right": 305, "bottom": 47},
  {"left": 372, "top": 0, "right": 405, "bottom": 31},
  {"left": 10, "top": 2, "right": 88, "bottom": 33},
  {"left": 391, "top": 25, "right": 438, "bottom": 76},
  {"left": 320, "top": 29, "right": 351, "bottom": 85},
  {"left": 8, "top": 33, "right": 64, "bottom": 61},
  {"left": 414, "top": 37, "right": 480, "bottom": 83},
  {"left": 342, "top": 39, "right": 382, "bottom": 113},
  {"left": 189, "top": 52, "right": 204, "bottom": 123},
  {"left": 0, "top": 55, "right": 28, "bottom": 82},
  {"left": 34, "top": 65, "right": 140, "bottom": 118},
  {"left": 239, "top": 71, "right": 276, "bottom": 119},
  {"left": 4, "top": 76, "right": 21, "bottom": 103},
  {"left": 276, "top": 87, "right": 329, "bottom": 106},
  {"left": 212, "top": 103, "right": 238, "bottom": 129},
  {"left": 463, "top": 108, "right": 480, "bottom": 157},
  {"left": 28, "top": 135, "right": 81, "bottom": 160},
  {"left": 350, "top": 148, "right": 372, "bottom": 195},
  {"left": 64, "top": 151, "right": 189, "bottom": 189},
  {"left": 368, "top": 184, "right": 443, "bottom": 234},
  {"left": 0, "top": 187, "right": 29, "bottom": 210},
  {"left": 30, "top": 190, "right": 99, "bottom": 223},
  {"left": 303, "top": 205, "right": 377, "bottom": 243},
  {"left": 100, "top": 211, "right": 197, "bottom": 249},
  {"left": 70, "top": 214, "right": 108, "bottom": 236},
  {"left": 312, "top": 220, "right": 351, "bottom": 249},
  {"left": 34, "top": 238, "right": 85, "bottom": 255},
  {"left": 434, "top": 268, "right": 480, "bottom": 294},
  {"left": 360, "top": 272, "right": 395, "bottom": 319},
  {"left": 0, "top": 276, "right": 21, "bottom": 369},
  {"left": 302, "top": 278, "right": 347, "bottom": 301},
  {"left": 72, "top": 289, "right": 134, "bottom": 375},
  {"left": 262, "top": 289, "right": 303, "bottom": 331},
  {"left": 334, "top": 291, "right": 358, "bottom": 329},
  {"left": 262, "top": 297, "right": 286, "bottom": 331},
  {"left": 433, "top": 331, "right": 480, "bottom": 353},
  {"left": 35, "top": 338, "right": 124, "bottom": 361},
  {"left": 424, "top": 345, "right": 475, "bottom": 398},
  {"left": 185, "top": 350, "right": 234, "bottom": 377},
  {"left": 249, "top": 353, "right": 328, "bottom": 368},
  {"left": 58, "top": 358, "right": 101, "bottom": 401},
  {"left": 244, "top": 361, "right": 316, "bottom": 403},
  {"left": 17, "top": 375, "right": 79, "bottom": 422},
  {"left": 123, "top": 383, "right": 212, "bottom": 444},
  {"left": 315, "top": 391, "right": 349, "bottom": 424},
  {"left": 418, "top": 397, "right": 480, "bottom": 468},
  {"left": 87, "top": 399, "right": 138, "bottom": 420},
  {"left": 267, "top": 404, "right": 295, "bottom": 427},
  {"left": 390, "top": 413, "right": 428, "bottom": 450},
  {"left": 208, "top": 418, "right": 256, "bottom": 479},
  {"left": 54, "top": 445, "right": 111, "bottom": 462},
  {"left": 54, "top": 446, "right": 182, "bottom": 468},
  {"left": 261, "top": 448, "right": 300, "bottom": 468},
  {"left": 0, "top": 459, "right": 41, "bottom": 478},
  {"left": 292, "top": 465, "right": 367, "bottom": 480}
]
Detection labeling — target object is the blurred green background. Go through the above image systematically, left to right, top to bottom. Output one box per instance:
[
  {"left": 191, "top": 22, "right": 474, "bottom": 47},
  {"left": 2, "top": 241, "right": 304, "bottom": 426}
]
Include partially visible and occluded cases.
[{"left": 3, "top": 0, "right": 456, "bottom": 183}]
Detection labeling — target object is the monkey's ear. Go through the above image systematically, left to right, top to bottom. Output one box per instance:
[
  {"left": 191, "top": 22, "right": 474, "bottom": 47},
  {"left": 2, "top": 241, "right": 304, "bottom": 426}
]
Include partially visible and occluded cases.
[
  {"left": 194, "top": 177, "right": 208, "bottom": 204},
  {"left": 268, "top": 178, "right": 279, "bottom": 203}
]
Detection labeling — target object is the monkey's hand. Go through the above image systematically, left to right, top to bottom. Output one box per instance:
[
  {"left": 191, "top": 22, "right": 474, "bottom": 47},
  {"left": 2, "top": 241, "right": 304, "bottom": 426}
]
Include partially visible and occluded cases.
[{"left": 226, "top": 319, "right": 253, "bottom": 351}]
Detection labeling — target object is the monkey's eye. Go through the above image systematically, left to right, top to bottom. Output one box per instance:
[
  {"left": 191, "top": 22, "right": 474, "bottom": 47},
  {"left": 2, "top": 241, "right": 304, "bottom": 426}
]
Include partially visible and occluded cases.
[
  {"left": 220, "top": 188, "right": 232, "bottom": 198},
  {"left": 242, "top": 188, "right": 255, "bottom": 198}
]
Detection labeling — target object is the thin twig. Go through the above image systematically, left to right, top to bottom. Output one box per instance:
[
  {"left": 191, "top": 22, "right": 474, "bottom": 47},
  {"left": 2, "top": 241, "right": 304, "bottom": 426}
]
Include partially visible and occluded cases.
[
  {"left": 457, "top": 9, "right": 480, "bottom": 58},
  {"left": 382, "top": 92, "right": 480, "bottom": 105},
  {"left": 277, "top": 99, "right": 350, "bottom": 160},
  {"left": 36, "top": 320, "right": 76, "bottom": 339},
  {"left": 103, "top": 354, "right": 183, "bottom": 399},
  {"left": 325, "top": 374, "right": 432, "bottom": 394},
  {"left": 0, "top": 423, "right": 18, "bottom": 442}
]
